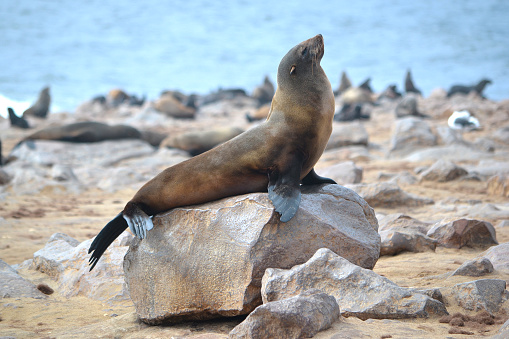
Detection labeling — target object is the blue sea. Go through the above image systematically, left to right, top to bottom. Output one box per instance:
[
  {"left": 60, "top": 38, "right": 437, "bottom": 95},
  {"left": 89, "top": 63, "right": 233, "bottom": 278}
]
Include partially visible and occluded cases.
[{"left": 1, "top": 0, "right": 508, "bottom": 116}]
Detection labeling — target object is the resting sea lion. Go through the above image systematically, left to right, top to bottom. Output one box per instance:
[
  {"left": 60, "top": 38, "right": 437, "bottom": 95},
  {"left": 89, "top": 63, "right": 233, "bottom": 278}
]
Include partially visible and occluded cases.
[
  {"left": 88, "top": 34, "right": 337, "bottom": 270},
  {"left": 405, "top": 70, "right": 422, "bottom": 95},
  {"left": 447, "top": 79, "right": 492, "bottom": 98},
  {"left": 22, "top": 87, "right": 51, "bottom": 118},
  {"left": 7, "top": 107, "right": 30, "bottom": 129},
  {"left": 20, "top": 121, "right": 141, "bottom": 144}
]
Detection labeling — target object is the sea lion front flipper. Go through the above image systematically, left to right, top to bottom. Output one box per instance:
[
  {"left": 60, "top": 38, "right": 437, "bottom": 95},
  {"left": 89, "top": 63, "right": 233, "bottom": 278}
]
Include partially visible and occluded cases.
[
  {"left": 267, "top": 155, "right": 303, "bottom": 222},
  {"left": 301, "top": 168, "right": 337, "bottom": 185},
  {"left": 123, "top": 201, "right": 153, "bottom": 239}
]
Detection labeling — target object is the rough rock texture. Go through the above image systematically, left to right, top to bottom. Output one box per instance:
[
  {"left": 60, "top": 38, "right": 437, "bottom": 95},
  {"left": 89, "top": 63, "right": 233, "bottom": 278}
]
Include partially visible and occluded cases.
[
  {"left": 390, "top": 117, "right": 437, "bottom": 155},
  {"left": 326, "top": 122, "right": 369, "bottom": 149},
  {"left": 419, "top": 159, "right": 468, "bottom": 182},
  {"left": 318, "top": 161, "right": 363, "bottom": 185},
  {"left": 488, "top": 175, "right": 509, "bottom": 197},
  {"left": 347, "top": 182, "right": 434, "bottom": 208},
  {"left": 123, "top": 185, "right": 380, "bottom": 324},
  {"left": 378, "top": 213, "right": 432, "bottom": 234},
  {"left": 426, "top": 218, "right": 498, "bottom": 249},
  {"left": 380, "top": 229, "right": 437, "bottom": 256},
  {"left": 26, "top": 232, "right": 131, "bottom": 301},
  {"left": 481, "top": 243, "right": 509, "bottom": 272},
  {"left": 261, "top": 248, "right": 448, "bottom": 320},
  {"left": 451, "top": 258, "right": 494, "bottom": 277},
  {"left": 0, "top": 259, "right": 46, "bottom": 299},
  {"left": 450, "top": 279, "right": 508, "bottom": 314},
  {"left": 228, "top": 289, "right": 339, "bottom": 339},
  {"left": 494, "top": 319, "right": 509, "bottom": 339}
]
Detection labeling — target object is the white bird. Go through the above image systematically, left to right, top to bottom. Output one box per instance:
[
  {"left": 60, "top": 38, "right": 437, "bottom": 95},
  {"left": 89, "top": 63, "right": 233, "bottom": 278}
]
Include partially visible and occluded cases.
[{"left": 447, "top": 110, "right": 481, "bottom": 130}]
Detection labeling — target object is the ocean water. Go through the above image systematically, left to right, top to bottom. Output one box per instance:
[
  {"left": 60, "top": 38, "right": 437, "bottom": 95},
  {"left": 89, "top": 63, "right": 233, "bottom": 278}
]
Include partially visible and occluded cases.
[{"left": 0, "top": 0, "right": 508, "bottom": 116}]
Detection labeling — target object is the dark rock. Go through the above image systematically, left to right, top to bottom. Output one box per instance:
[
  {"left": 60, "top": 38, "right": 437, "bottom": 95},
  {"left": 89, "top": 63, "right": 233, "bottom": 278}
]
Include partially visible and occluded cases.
[
  {"left": 427, "top": 218, "right": 497, "bottom": 249},
  {"left": 380, "top": 229, "right": 437, "bottom": 256},
  {"left": 450, "top": 279, "right": 508, "bottom": 314}
]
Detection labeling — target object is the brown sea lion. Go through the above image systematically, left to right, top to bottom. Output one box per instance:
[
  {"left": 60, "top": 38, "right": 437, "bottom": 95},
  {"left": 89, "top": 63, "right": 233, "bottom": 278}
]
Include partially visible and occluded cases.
[
  {"left": 88, "top": 34, "right": 337, "bottom": 270},
  {"left": 404, "top": 70, "right": 422, "bottom": 95},
  {"left": 334, "top": 71, "right": 352, "bottom": 96},
  {"left": 252, "top": 75, "right": 275, "bottom": 105},
  {"left": 447, "top": 79, "right": 492, "bottom": 98},
  {"left": 22, "top": 87, "right": 51, "bottom": 118},
  {"left": 7, "top": 107, "right": 30, "bottom": 129},
  {"left": 21, "top": 121, "right": 141, "bottom": 144}
]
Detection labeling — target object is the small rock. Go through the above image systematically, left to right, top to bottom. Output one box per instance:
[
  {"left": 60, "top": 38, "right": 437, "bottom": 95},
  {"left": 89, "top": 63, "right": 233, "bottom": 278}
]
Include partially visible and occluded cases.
[
  {"left": 389, "top": 117, "right": 437, "bottom": 155},
  {"left": 326, "top": 122, "right": 369, "bottom": 149},
  {"left": 420, "top": 159, "right": 468, "bottom": 182},
  {"left": 318, "top": 161, "right": 363, "bottom": 185},
  {"left": 51, "top": 164, "right": 77, "bottom": 182},
  {"left": 0, "top": 169, "right": 11, "bottom": 185},
  {"left": 487, "top": 175, "right": 509, "bottom": 197},
  {"left": 347, "top": 182, "right": 434, "bottom": 208},
  {"left": 378, "top": 213, "right": 432, "bottom": 234},
  {"left": 427, "top": 218, "right": 497, "bottom": 249},
  {"left": 380, "top": 229, "right": 437, "bottom": 256},
  {"left": 481, "top": 243, "right": 509, "bottom": 272},
  {"left": 261, "top": 248, "right": 448, "bottom": 320},
  {"left": 451, "top": 258, "right": 494, "bottom": 277},
  {"left": 0, "top": 259, "right": 46, "bottom": 299},
  {"left": 450, "top": 279, "right": 508, "bottom": 314},
  {"left": 36, "top": 283, "right": 55, "bottom": 295},
  {"left": 228, "top": 289, "right": 339, "bottom": 339}
]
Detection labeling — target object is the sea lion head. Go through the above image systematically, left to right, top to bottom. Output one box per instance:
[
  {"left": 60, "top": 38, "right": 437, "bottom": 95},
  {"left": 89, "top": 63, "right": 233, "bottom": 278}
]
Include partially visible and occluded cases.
[{"left": 277, "top": 34, "right": 326, "bottom": 91}]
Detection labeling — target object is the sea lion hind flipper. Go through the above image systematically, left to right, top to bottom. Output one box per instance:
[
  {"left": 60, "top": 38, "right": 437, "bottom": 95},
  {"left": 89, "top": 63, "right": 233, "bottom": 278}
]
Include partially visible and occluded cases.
[
  {"left": 267, "top": 156, "right": 303, "bottom": 222},
  {"left": 301, "top": 168, "right": 337, "bottom": 185},
  {"left": 123, "top": 201, "right": 153, "bottom": 239},
  {"left": 88, "top": 212, "right": 128, "bottom": 271}
]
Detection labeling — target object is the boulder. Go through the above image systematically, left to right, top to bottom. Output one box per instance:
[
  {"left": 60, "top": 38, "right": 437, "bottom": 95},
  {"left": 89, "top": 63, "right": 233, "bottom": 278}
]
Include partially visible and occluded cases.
[
  {"left": 389, "top": 117, "right": 437, "bottom": 155},
  {"left": 326, "top": 122, "right": 369, "bottom": 149},
  {"left": 419, "top": 159, "right": 468, "bottom": 182},
  {"left": 318, "top": 161, "right": 363, "bottom": 185},
  {"left": 487, "top": 175, "right": 509, "bottom": 197},
  {"left": 347, "top": 182, "right": 434, "bottom": 208},
  {"left": 123, "top": 185, "right": 380, "bottom": 324},
  {"left": 378, "top": 213, "right": 432, "bottom": 234},
  {"left": 427, "top": 218, "right": 497, "bottom": 249},
  {"left": 380, "top": 229, "right": 437, "bottom": 256},
  {"left": 28, "top": 232, "right": 131, "bottom": 301},
  {"left": 481, "top": 243, "right": 509, "bottom": 272},
  {"left": 261, "top": 248, "right": 447, "bottom": 320},
  {"left": 451, "top": 258, "right": 494, "bottom": 277},
  {"left": 0, "top": 259, "right": 46, "bottom": 299},
  {"left": 450, "top": 279, "right": 508, "bottom": 314},
  {"left": 228, "top": 289, "right": 339, "bottom": 339}
]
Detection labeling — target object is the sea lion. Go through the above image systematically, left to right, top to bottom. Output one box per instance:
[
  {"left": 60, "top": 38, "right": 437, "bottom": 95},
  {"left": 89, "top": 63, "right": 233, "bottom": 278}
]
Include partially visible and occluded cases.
[
  {"left": 88, "top": 34, "right": 337, "bottom": 270},
  {"left": 404, "top": 70, "right": 422, "bottom": 95},
  {"left": 334, "top": 71, "right": 352, "bottom": 96},
  {"left": 252, "top": 75, "right": 275, "bottom": 105},
  {"left": 447, "top": 79, "right": 492, "bottom": 98},
  {"left": 378, "top": 84, "right": 402, "bottom": 101},
  {"left": 22, "top": 87, "right": 51, "bottom": 118},
  {"left": 153, "top": 92, "right": 196, "bottom": 119},
  {"left": 394, "top": 94, "right": 429, "bottom": 118},
  {"left": 246, "top": 103, "right": 271, "bottom": 122},
  {"left": 334, "top": 103, "right": 370, "bottom": 121},
  {"left": 7, "top": 107, "right": 30, "bottom": 129},
  {"left": 20, "top": 121, "right": 142, "bottom": 144}
]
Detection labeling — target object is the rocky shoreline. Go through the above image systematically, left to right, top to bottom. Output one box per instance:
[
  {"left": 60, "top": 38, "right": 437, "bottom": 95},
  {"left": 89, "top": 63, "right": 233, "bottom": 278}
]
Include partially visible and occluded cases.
[{"left": 1, "top": 82, "right": 509, "bottom": 338}]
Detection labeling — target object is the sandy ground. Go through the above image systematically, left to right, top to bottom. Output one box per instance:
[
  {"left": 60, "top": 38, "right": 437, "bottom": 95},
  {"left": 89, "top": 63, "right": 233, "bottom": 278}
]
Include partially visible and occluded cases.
[{"left": 1, "top": 99, "right": 509, "bottom": 338}]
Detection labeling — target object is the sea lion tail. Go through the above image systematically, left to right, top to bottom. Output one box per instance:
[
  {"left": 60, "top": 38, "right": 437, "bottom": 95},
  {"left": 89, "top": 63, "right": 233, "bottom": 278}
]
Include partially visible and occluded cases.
[{"left": 88, "top": 212, "right": 127, "bottom": 271}]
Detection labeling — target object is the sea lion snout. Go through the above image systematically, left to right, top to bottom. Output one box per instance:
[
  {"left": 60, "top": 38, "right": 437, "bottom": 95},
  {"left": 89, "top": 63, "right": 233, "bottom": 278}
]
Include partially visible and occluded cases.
[{"left": 300, "top": 34, "right": 324, "bottom": 62}]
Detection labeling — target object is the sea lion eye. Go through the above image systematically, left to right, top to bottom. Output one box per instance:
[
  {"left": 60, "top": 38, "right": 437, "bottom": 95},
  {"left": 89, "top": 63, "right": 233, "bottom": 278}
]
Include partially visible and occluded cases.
[{"left": 290, "top": 65, "right": 296, "bottom": 75}]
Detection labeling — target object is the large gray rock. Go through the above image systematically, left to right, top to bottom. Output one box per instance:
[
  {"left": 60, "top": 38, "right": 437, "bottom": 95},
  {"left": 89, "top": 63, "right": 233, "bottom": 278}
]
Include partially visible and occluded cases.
[
  {"left": 389, "top": 117, "right": 437, "bottom": 155},
  {"left": 326, "top": 122, "right": 369, "bottom": 149},
  {"left": 419, "top": 159, "right": 468, "bottom": 182},
  {"left": 347, "top": 182, "right": 434, "bottom": 208},
  {"left": 123, "top": 185, "right": 380, "bottom": 324},
  {"left": 378, "top": 213, "right": 432, "bottom": 234},
  {"left": 427, "top": 218, "right": 497, "bottom": 249},
  {"left": 380, "top": 229, "right": 437, "bottom": 256},
  {"left": 28, "top": 232, "right": 131, "bottom": 301},
  {"left": 481, "top": 243, "right": 509, "bottom": 272},
  {"left": 261, "top": 248, "right": 448, "bottom": 320},
  {"left": 451, "top": 258, "right": 494, "bottom": 277},
  {"left": 0, "top": 259, "right": 46, "bottom": 299},
  {"left": 450, "top": 279, "right": 508, "bottom": 314},
  {"left": 228, "top": 289, "right": 339, "bottom": 339}
]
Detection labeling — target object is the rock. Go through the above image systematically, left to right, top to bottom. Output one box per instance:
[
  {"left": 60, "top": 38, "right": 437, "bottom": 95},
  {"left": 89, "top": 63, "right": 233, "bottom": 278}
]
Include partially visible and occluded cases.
[
  {"left": 389, "top": 117, "right": 437, "bottom": 155},
  {"left": 326, "top": 122, "right": 369, "bottom": 149},
  {"left": 436, "top": 125, "right": 465, "bottom": 145},
  {"left": 493, "top": 126, "right": 509, "bottom": 144},
  {"left": 404, "top": 145, "right": 498, "bottom": 162},
  {"left": 419, "top": 159, "right": 468, "bottom": 182},
  {"left": 466, "top": 160, "right": 509, "bottom": 179},
  {"left": 318, "top": 161, "right": 363, "bottom": 185},
  {"left": 51, "top": 164, "right": 77, "bottom": 182},
  {"left": 0, "top": 168, "right": 11, "bottom": 185},
  {"left": 377, "top": 171, "right": 418, "bottom": 185},
  {"left": 487, "top": 175, "right": 509, "bottom": 197},
  {"left": 346, "top": 182, "right": 434, "bottom": 208},
  {"left": 123, "top": 185, "right": 380, "bottom": 324},
  {"left": 378, "top": 213, "right": 432, "bottom": 234},
  {"left": 427, "top": 218, "right": 498, "bottom": 249},
  {"left": 380, "top": 229, "right": 437, "bottom": 256},
  {"left": 30, "top": 232, "right": 131, "bottom": 301},
  {"left": 481, "top": 243, "right": 509, "bottom": 272},
  {"left": 261, "top": 248, "right": 448, "bottom": 320},
  {"left": 451, "top": 258, "right": 494, "bottom": 277},
  {"left": 0, "top": 259, "right": 46, "bottom": 299},
  {"left": 450, "top": 279, "right": 508, "bottom": 314},
  {"left": 228, "top": 289, "right": 339, "bottom": 339},
  {"left": 493, "top": 318, "right": 509, "bottom": 339}
]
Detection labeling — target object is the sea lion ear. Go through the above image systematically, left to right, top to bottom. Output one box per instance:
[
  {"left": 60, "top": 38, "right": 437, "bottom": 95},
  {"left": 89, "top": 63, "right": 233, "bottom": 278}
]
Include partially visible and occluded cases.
[{"left": 290, "top": 65, "right": 296, "bottom": 75}]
